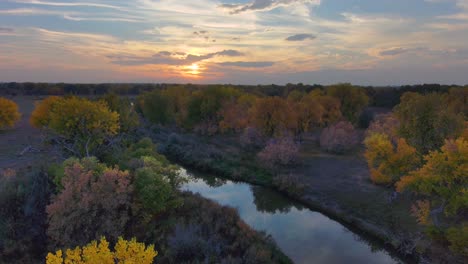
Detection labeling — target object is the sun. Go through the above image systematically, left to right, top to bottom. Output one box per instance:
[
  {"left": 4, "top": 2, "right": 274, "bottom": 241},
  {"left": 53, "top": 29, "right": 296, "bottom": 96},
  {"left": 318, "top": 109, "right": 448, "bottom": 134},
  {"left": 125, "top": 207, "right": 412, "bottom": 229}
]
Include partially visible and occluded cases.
[
  {"left": 184, "top": 63, "right": 201, "bottom": 77},
  {"left": 188, "top": 64, "right": 199, "bottom": 71}
]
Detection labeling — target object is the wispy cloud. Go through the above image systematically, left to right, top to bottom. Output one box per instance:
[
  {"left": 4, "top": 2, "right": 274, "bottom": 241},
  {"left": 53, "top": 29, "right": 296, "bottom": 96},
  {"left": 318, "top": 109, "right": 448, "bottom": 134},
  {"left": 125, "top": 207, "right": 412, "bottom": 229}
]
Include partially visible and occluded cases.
[
  {"left": 11, "top": 0, "right": 123, "bottom": 10},
  {"left": 220, "top": 0, "right": 320, "bottom": 14},
  {"left": 285, "top": 33, "right": 316, "bottom": 41},
  {"left": 110, "top": 50, "right": 245, "bottom": 66},
  {"left": 219, "top": 61, "right": 275, "bottom": 68}
]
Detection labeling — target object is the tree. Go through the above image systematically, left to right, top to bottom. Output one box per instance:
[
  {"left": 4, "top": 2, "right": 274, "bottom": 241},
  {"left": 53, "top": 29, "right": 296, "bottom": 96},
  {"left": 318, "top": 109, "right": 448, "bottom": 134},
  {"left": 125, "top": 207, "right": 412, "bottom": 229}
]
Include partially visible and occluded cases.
[
  {"left": 326, "top": 84, "right": 369, "bottom": 124},
  {"left": 186, "top": 86, "right": 240, "bottom": 130},
  {"left": 138, "top": 90, "right": 173, "bottom": 125},
  {"left": 306, "top": 90, "right": 342, "bottom": 127},
  {"left": 394, "top": 92, "right": 464, "bottom": 154},
  {"left": 101, "top": 93, "right": 139, "bottom": 133},
  {"left": 218, "top": 94, "right": 256, "bottom": 133},
  {"left": 30, "top": 96, "right": 60, "bottom": 128},
  {"left": 31, "top": 96, "right": 120, "bottom": 157},
  {"left": 0, "top": 97, "right": 21, "bottom": 129},
  {"left": 248, "top": 97, "right": 296, "bottom": 137},
  {"left": 366, "top": 113, "right": 400, "bottom": 143},
  {"left": 320, "top": 121, "right": 359, "bottom": 154},
  {"left": 364, "top": 133, "right": 420, "bottom": 185},
  {"left": 257, "top": 137, "right": 300, "bottom": 168},
  {"left": 396, "top": 138, "right": 467, "bottom": 255},
  {"left": 396, "top": 138, "right": 467, "bottom": 223},
  {"left": 133, "top": 156, "right": 184, "bottom": 217},
  {"left": 46, "top": 158, "right": 133, "bottom": 247},
  {"left": 46, "top": 237, "right": 157, "bottom": 264}
]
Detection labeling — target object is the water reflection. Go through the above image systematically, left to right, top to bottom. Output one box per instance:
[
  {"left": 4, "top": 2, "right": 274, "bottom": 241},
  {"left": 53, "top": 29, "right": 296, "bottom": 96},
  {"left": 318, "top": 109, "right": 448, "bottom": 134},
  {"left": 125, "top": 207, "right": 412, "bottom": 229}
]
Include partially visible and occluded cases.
[{"left": 181, "top": 170, "right": 403, "bottom": 264}]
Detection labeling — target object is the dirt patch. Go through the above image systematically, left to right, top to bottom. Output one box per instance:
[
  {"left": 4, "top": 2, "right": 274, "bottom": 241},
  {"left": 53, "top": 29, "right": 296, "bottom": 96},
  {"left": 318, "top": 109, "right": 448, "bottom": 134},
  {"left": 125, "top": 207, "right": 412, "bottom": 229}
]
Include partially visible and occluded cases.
[{"left": 0, "top": 96, "right": 59, "bottom": 170}]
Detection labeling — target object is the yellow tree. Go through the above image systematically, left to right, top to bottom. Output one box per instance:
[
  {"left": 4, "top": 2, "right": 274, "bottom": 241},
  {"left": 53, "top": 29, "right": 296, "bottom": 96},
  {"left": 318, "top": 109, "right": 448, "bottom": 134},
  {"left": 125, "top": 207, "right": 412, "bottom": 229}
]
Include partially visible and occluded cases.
[
  {"left": 31, "top": 96, "right": 119, "bottom": 157},
  {"left": 0, "top": 97, "right": 21, "bottom": 129},
  {"left": 364, "top": 133, "right": 420, "bottom": 185},
  {"left": 396, "top": 138, "right": 468, "bottom": 255},
  {"left": 46, "top": 237, "right": 157, "bottom": 264}
]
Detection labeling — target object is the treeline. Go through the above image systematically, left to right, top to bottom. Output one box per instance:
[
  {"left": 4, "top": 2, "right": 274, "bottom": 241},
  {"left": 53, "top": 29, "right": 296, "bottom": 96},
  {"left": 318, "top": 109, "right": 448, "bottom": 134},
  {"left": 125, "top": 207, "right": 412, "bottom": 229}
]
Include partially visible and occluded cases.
[{"left": 1, "top": 82, "right": 466, "bottom": 108}]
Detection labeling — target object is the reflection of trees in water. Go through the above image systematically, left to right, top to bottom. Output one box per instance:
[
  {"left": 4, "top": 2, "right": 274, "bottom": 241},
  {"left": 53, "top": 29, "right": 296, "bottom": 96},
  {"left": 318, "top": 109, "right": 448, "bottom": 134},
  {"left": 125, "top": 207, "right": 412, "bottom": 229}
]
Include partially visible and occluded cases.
[
  {"left": 181, "top": 169, "right": 228, "bottom": 187},
  {"left": 251, "top": 186, "right": 304, "bottom": 214}
]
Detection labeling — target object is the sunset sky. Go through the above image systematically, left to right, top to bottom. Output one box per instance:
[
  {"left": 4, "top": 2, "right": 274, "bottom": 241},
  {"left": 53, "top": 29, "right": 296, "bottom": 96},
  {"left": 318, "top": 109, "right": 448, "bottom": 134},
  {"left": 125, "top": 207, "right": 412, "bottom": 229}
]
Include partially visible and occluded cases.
[{"left": 1, "top": 0, "right": 468, "bottom": 85}]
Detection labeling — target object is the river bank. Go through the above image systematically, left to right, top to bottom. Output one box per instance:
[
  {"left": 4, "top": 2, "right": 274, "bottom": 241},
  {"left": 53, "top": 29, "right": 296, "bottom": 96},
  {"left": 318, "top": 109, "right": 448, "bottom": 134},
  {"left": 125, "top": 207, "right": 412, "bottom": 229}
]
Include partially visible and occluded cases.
[{"left": 149, "top": 126, "right": 463, "bottom": 264}]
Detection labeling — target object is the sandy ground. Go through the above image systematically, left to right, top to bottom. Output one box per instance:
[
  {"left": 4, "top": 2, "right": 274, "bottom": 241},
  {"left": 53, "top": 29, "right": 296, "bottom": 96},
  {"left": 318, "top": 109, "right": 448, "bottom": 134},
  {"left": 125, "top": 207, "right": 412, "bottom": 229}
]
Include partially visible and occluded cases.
[{"left": 0, "top": 96, "right": 55, "bottom": 170}]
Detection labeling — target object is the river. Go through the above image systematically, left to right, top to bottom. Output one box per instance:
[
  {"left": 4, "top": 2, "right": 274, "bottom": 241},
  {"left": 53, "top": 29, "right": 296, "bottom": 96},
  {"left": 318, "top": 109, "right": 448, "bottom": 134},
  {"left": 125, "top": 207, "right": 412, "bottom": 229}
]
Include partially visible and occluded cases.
[{"left": 181, "top": 169, "right": 404, "bottom": 264}]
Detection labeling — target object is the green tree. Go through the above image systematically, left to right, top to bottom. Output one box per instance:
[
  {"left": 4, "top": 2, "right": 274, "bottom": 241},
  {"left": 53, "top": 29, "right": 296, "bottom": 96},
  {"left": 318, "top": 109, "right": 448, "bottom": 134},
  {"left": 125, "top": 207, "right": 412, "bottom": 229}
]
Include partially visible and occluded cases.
[
  {"left": 394, "top": 92, "right": 464, "bottom": 154},
  {"left": 101, "top": 93, "right": 139, "bottom": 133}
]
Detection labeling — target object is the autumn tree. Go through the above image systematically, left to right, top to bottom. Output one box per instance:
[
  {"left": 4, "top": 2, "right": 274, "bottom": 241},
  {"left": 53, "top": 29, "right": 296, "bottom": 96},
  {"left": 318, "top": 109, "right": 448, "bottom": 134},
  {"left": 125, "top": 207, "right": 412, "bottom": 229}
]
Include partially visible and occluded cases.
[
  {"left": 326, "top": 84, "right": 369, "bottom": 124},
  {"left": 186, "top": 86, "right": 241, "bottom": 130},
  {"left": 306, "top": 90, "right": 342, "bottom": 127},
  {"left": 394, "top": 92, "right": 464, "bottom": 154},
  {"left": 101, "top": 93, "right": 139, "bottom": 133},
  {"left": 218, "top": 94, "right": 256, "bottom": 133},
  {"left": 30, "top": 96, "right": 60, "bottom": 128},
  {"left": 31, "top": 96, "right": 120, "bottom": 157},
  {"left": 248, "top": 96, "right": 297, "bottom": 137},
  {"left": 0, "top": 97, "right": 21, "bottom": 129},
  {"left": 366, "top": 113, "right": 400, "bottom": 143},
  {"left": 320, "top": 121, "right": 359, "bottom": 154},
  {"left": 364, "top": 133, "right": 420, "bottom": 185},
  {"left": 257, "top": 137, "right": 300, "bottom": 168},
  {"left": 396, "top": 138, "right": 467, "bottom": 255},
  {"left": 47, "top": 158, "right": 133, "bottom": 247},
  {"left": 46, "top": 237, "right": 157, "bottom": 264}
]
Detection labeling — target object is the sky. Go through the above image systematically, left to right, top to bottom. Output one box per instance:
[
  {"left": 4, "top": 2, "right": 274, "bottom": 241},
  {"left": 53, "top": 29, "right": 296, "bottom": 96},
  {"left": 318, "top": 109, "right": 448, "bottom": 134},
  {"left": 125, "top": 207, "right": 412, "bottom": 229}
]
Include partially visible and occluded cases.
[{"left": 1, "top": 0, "right": 468, "bottom": 85}]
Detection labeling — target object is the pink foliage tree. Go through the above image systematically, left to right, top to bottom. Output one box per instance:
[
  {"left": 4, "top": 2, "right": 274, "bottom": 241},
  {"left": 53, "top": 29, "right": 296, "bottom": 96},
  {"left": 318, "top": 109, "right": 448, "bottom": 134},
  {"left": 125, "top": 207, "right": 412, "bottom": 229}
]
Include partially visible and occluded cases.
[
  {"left": 320, "top": 121, "right": 359, "bottom": 154},
  {"left": 257, "top": 137, "right": 300, "bottom": 168},
  {"left": 46, "top": 158, "right": 133, "bottom": 247}
]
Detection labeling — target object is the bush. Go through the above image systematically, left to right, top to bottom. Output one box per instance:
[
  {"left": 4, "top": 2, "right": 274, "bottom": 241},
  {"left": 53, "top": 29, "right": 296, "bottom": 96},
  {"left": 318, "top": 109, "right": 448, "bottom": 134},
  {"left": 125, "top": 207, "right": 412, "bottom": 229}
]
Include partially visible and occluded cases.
[
  {"left": 0, "top": 97, "right": 21, "bottom": 129},
  {"left": 320, "top": 121, "right": 359, "bottom": 154},
  {"left": 240, "top": 127, "right": 266, "bottom": 150},
  {"left": 257, "top": 137, "right": 300, "bottom": 168},
  {"left": 46, "top": 158, "right": 133, "bottom": 247},
  {"left": 272, "top": 173, "right": 306, "bottom": 197}
]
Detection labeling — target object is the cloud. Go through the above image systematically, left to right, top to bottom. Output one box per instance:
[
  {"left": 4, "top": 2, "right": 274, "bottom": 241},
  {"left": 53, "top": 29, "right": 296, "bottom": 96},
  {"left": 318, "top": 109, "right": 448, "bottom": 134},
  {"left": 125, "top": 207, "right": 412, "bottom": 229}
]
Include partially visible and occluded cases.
[
  {"left": 11, "top": 0, "right": 123, "bottom": 10},
  {"left": 220, "top": 0, "right": 321, "bottom": 14},
  {"left": 0, "top": 27, "right": 14, "bottom": 33},
  {"left": 285, "top": 33, "right": 316, "bottom": 41},
  {"left": 378, "top": 47, "right": 427, "bottom": 56},
  {"left": 111, "top": 49, "right": 245, "bottom": 66},
  {"left": 219, "top": 61, "right": 275, "bottom": 68}
]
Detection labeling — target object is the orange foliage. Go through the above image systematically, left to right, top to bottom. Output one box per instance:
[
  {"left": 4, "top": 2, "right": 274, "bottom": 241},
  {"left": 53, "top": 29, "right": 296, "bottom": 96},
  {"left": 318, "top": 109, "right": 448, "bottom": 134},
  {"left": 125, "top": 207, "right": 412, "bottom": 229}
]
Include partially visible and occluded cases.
[
  {"left": 30, "top": 96, "right": 60, "bottom": 128},
  {"left": 0, "top": 97, "right": 21, "bottom": 129}
]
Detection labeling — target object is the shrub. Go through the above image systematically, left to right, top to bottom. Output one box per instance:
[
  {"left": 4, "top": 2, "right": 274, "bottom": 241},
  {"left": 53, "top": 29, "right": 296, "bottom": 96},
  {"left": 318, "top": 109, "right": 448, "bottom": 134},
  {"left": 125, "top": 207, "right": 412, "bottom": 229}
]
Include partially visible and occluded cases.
[
  {"left": 0, "top": 97, "right": 21, "bottom": 129},
  {"left": 366, "top": 113, "right": 400, "bottom": 143},
  {"left": 320, "top": 121, "right": 359, "bottom": 154},
  {"left": 240, "top": 127, "right": 266, "bottom": 150},
  {"left": 257, "top": 137, "right": 300, "bottom": 168},
  {"left": 46, "top": 158, "right": 133, "bottom": 247},
  {"left": 272, "top": 173, "right": 306, "bottom": 197},
  {"left": 446, "top": 224, "right": 468, "bottom": 256},
  {"left": 46, "top": 237, "right": 157, "bottom": 264}
]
